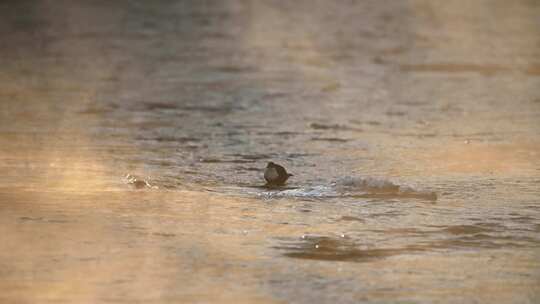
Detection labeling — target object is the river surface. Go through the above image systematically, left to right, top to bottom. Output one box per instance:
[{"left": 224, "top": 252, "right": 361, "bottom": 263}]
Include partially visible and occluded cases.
[{"left": 1, "top": 1, "right": 540, "bottom": 303}]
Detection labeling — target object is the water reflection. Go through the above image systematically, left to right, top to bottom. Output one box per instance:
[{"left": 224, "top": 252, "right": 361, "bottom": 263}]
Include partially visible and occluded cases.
[
  {"left": 1, "top": 0, "right": 540, "bottom": 303},
  {"left": 275, "top": 221, "right": 538, "bottom": 262},
  {"left": 275, "top": 235, "right": 420, "bottom": 262}
]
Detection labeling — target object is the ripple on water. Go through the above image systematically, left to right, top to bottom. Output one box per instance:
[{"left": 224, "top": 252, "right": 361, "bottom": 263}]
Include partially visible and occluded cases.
[
  {"left": 253, "top": 176, "right": 437, "bottom": 201},
  {"left": 274, "top": 224, "right": 538, "bottom": 262},
  {"left": 440, "top": 224, "right": 495, "bottom": 235},
  {"left": 274, "top": 235, "right": 425, "bottom": 262}
]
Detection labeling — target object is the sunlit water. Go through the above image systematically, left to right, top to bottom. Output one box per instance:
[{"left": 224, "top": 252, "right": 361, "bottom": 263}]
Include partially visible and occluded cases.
[{"left": 1, "top": 1, "right": 539, "bottom": 303}]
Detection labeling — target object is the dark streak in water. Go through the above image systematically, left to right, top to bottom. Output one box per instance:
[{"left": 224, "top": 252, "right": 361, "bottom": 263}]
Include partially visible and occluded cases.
[
  {"left": 400, "top": 63, "right": 509, "bottom": 76},
  {"left": 213, "top": 66, "right": 259, "bottom": 74},
  {"left": 262, "top": 92, "right": 288, "bottom": 100},
  {"left": 397, "top": 100, "right": 428, "bottom": 107},
  {"left": 144, "top": 102, "right": 180, "bottom": 110},
  {"left": 180, "top": 105, "right": 244, "bottom": 114},
  {"left": 78, "top": 106, "right": 117, "bottom": 115},
  {"left": 385, "top": 110, "right": 407, "bottom": 116},
  {"left": 309, "top": 122, "right": 361, "bottom": 131},
  {"left": 256, "top": 131, "right": 302, "bottom": 136},
  {"left": 138, "top": 136, "right": 202, "bottom": 143},
  {"left": 311, "top": 137, "right": 349, "bottom": 143},
  {"left": 228, "top": 153, "right": 274, "bottom": 160},
  {"left": 199, "top": 158, "right": 254, "bottom": 164},
  {"left": 235, "top": 166, "right": 263, "bottom": 172},
  {"left": 19, "top": 216, "right": 43, "bottom": 222},
  {"left": 339, "top": 216, "right": 365, "bottom": 223},
  {"left": 19, "top": 217, "right": 70, "bottom": 224},
  {"left": 46, "top": 219, "right": 71, "bottom": 224},
  {"left": 441, "top": 225, "right": 494, "bottom": 235},
  {"left": 275, "top": 230, "right": 535, "bottom": 262},
  {"left": 152, "top": 232, "right": 176, "bottom": 237},
  {"left": 429, "top": 235, "right": 534, "bottom": 249},
  {"left": 274, "top": 236, "right": 424, "bottom": 262}
]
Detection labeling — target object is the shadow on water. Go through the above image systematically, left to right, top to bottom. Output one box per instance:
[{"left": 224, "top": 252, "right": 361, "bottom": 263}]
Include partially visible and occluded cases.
[
  {"left": 274, "top": 222, "right": 538, "bottom": 262},
  {"left": 274, "top": 236, "right": 425, "bottom": 262}
]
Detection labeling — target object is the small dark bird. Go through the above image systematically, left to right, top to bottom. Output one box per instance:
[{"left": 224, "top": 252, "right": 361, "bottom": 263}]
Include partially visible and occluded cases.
[{"left": 264, "top": 162, "right": 293, "bottom": 186}]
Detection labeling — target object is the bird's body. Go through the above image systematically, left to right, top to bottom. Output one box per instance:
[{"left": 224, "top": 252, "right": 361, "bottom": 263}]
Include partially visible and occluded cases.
[{"left": 264, "top": 162, "right": 293, "bottom": 186}]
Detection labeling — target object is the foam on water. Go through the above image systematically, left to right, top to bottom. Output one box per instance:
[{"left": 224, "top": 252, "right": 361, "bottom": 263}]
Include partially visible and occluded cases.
[{"left": 253, "top": 176, "right": 437, "bottom": 201}]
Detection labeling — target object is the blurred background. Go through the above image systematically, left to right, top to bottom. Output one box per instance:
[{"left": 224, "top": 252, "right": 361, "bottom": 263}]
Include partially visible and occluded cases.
[{"left": 0, "top": 1, "right": 539, "bottom": 303}]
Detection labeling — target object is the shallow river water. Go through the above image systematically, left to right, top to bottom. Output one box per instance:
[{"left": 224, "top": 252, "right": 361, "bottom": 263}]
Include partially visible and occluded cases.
[{"left": 1, "top": 1, "right": 540, "bottom": 303}]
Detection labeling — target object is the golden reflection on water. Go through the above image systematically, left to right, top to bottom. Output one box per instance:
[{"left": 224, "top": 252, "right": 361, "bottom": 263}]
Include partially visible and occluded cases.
[
  {"left": 1, "top": 0, "right": 540, "bottom": 303},
  {"left": 240, "top": 1, "right": 344, "bottom": 94},
  {"left": 408, "top": 141, "right": 540, "bottom": 176},
  {"left": 3, "top": 187, "right": 538, "bottom": 303},
  {"left": 1, "top": 191, "right": 279, "bottom": 303}
]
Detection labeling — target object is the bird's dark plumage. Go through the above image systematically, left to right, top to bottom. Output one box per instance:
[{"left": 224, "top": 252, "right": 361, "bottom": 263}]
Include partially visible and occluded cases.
[{"left": 264, "top": 162, "right": 293, "bottom": 186}]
